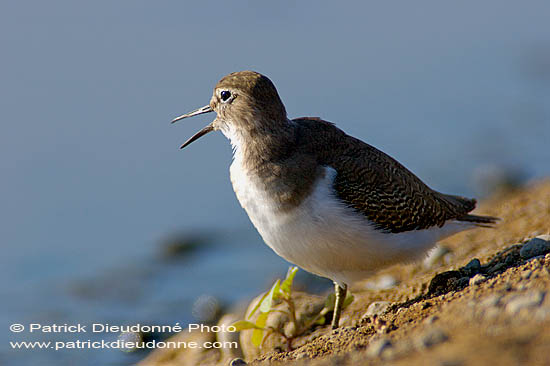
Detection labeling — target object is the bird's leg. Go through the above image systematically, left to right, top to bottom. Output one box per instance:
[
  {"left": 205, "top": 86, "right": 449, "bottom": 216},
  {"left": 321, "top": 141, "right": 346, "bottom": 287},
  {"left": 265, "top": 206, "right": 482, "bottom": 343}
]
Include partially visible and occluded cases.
[{"left": 331, "top": 282, "right": 347, "bottom": 329}]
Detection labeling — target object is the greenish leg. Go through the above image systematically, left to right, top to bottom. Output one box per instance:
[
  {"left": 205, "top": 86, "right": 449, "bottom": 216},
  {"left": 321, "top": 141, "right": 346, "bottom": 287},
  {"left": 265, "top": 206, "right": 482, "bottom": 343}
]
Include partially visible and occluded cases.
[{"left": 331, "top": 282, "right": 347, "bottom": 329}]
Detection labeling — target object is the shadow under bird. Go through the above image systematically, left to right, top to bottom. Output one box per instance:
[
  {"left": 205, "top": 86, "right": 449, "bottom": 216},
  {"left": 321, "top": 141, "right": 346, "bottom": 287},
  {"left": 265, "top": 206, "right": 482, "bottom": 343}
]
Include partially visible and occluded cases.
[{"left": 172, "top": 71, "right": 498, "bottom": 328}]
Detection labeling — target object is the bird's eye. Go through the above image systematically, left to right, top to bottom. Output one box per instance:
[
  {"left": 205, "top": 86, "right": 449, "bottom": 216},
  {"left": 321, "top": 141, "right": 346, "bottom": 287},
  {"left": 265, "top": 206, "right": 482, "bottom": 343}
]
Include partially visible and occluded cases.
[{"left": 220, "top": 90, "right": 231, "bottom": 102}]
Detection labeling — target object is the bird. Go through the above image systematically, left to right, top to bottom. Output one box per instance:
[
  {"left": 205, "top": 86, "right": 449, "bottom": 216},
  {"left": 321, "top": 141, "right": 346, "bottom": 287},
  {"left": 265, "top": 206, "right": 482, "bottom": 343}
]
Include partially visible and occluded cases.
[{"left": 171, "top": 70, "right": 498, "bottom": 329}]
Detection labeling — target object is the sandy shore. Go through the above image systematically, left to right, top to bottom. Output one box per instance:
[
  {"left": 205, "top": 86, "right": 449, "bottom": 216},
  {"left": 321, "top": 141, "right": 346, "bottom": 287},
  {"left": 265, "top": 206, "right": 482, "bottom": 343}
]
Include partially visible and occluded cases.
[{"left": 141, "top": 179, "right": 550, "bottom": 366}]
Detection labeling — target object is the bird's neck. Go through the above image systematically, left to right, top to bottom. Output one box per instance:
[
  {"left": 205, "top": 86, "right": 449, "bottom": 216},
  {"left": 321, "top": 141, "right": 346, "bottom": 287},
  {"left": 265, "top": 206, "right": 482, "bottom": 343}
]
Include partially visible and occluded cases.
[
  {"left": 222, "top": 117, "right": 322, "bottom": 211},
  {"left": 222, "top": 118, "right": 297, "bottom": 171}
]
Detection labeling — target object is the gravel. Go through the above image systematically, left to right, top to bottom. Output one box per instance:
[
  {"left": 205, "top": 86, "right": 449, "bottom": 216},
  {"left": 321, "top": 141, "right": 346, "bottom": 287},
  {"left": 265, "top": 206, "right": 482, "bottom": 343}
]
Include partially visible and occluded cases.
[
  {"left": 520, "top": 237, "right": 550, "bottom": 260},
  {"left": 464, "top": 258, "right": 481, "bottom": 274},
  {"left": 469, "top": 274, "right": 487, "bottom": 286},
  {"left": 505, "top": 291, "right": 545, "bottom": 314},
  {"left": 192, "top": 294, "right": 224, "bottom": 323},
  {"left": 479, "top": 294, "right": 502, "bottom": 308},
  {"left": 363, "top": 301, "right": 392, "bottom": 318},
  {"left": 416, "top": 328, "right": 449, "bottom": 349},
  {"left": 366, "top": 337, "right": 392, "bottom": 357},
  {"left": 229, "top": 358, "right": 247, "bottom": 366}
]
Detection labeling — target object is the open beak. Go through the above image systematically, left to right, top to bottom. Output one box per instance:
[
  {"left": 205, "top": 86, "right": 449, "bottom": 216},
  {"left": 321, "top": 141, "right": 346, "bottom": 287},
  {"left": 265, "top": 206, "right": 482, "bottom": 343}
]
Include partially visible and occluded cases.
[{"left": 171, "top": 105, "right": 215, "bottom": 149}]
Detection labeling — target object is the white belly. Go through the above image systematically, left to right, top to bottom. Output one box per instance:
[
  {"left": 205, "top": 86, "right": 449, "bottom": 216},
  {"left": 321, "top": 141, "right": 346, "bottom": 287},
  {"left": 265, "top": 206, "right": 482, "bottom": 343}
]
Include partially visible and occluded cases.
[{"left": 230, "top": 163, "right": 472, "bottom": 285}]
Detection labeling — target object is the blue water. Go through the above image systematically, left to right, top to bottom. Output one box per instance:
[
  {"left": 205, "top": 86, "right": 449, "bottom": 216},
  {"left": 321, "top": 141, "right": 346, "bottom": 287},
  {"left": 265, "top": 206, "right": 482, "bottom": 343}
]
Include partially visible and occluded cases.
[{"left": 1, "top": 1, "right": 550, "bottom": 365}]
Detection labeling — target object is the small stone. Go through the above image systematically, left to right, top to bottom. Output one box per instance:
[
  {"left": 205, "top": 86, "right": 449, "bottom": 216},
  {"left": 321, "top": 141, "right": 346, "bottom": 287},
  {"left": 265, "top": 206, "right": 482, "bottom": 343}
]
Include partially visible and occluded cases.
[
  {"left": 520, "top": 238, "right": 550, "bottom": 260},
  {"left": 424, "top": 246, "right": 452, "bottom": 268},
  {"left": 504, "top": 254, "right": 516, "bottom": 265},
  {"left": 464, "top": 258, "right": 481, "bottom": 274},
  {"left": 488, "top": 262, "right": 506, "bottom": 274},
  {"left": 428, "top": 270, "right": 462, "bottom": 295},
  {"left": 521, "top": 270, "right": 533, "bottom": 280},
  {"left": 469, "top": 274, "right": 487, "bottom": 286},
  {"left": 366, "top": 275, "right": 399, "bottom": 290},
  {"left": 457, "top": 277, "right": 470, "bottom": 287},
  {"left": 505, "top": 291, "right": 545, "bottom": 314},
  {"left": 192, "top": 294, "right": 223, "bottom": 323},
  {"left": 480, "top": 294, "right": 502, "bottom": 308},
  {"left": 363, "top": 301, "right": 391, "bottom": 318},
  {"left": 425, "top": 315, "right": 439, "bottom": 324},
  {"left": 416, "top": 327, "right": 449, "bottom": 349},
  {"left": 118, "top": 331, "right": 143, "bottom": 351},
  {"left": 366, "top": 337, "right": 392, "bottom": 357},
  {"left": 229, "top": 358, "right": 247, "bottom": 366}
]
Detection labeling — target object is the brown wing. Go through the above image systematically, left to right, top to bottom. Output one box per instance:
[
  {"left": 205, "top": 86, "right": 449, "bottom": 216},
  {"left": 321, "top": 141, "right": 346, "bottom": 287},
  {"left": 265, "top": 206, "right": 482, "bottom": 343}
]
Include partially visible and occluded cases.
[{"left": 293, "top": 117, "right": 496, "bottom": 233}]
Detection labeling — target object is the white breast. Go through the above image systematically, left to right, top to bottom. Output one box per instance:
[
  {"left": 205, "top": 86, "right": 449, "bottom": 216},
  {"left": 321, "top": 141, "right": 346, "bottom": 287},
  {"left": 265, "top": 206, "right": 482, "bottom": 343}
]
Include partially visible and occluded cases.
[{"left": 229, "top": 151, "right": 472, "bottom": 286}]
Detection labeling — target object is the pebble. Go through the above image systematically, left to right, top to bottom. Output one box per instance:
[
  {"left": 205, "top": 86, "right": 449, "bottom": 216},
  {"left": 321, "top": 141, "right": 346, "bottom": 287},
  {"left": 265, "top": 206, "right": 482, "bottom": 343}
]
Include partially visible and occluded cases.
[
  {"left": 520, "top": 237, "right": 550, "bottom": 260},
  {"left": 464, "top": 258, "right": 481, "bottom": 274},
  {"left": 488, "top": 262, "right": 506, "bottom": 274},
  {"left": 521, "top": 270, "right": 533, "bottom": 280},
  {"left": 469, "top": 274, "right": 487, "bottom": 286},
  {"left": 366, "top": 275, "right": 399, "bottom": 290},
  {"left": 457, "top": 277, "right": 470, "bottom": 287},
  {"left": 505, "top": 291, "right": 545, "bottom": 314},
  {"left": 192, "top": 294, "right": 223, "bottom": 323},
  {"left": 478, "top": 294, "right": 502, "bottom": 309},
  {"left": 363, "top": 301, "right": 391, "bottom": 318},
  {"left": 425, "top": 315, "right": 439, "bottom": 324},
  {"left": 416, "top": 327, "right": 449, "bottom": 349},
  {"left": 118, "top": 331, "right": 143, "bottom": 351},
  {"left": 366, "top": 337, "right": 392, "bottom": 357},
  {"left": 229, "top": 358, "right": 247, "bottom": 366}
]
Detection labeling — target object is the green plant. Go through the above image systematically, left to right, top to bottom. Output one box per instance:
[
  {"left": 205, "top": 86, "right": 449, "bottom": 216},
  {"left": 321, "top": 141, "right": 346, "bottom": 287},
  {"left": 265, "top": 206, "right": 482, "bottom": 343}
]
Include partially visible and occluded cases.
[{"left": 232, "top": 267, "right": 354, "bottom": 350}]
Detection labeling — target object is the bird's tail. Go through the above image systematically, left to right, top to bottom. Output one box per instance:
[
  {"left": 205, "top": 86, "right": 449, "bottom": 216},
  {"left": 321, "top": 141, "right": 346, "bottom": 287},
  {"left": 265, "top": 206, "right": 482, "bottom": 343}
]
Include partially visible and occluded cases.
[
  {"left": 438, "top": 193, "right": 500, "bottom": 228},
  {"left": 456, "top": 214, "right": 500, "bottom": 228}
]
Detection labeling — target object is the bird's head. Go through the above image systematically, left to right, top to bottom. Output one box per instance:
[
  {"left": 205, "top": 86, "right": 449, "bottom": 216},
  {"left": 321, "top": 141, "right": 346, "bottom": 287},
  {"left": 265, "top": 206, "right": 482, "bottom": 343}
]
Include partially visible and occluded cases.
[{"left": 172, "top": 71, "right": 287, "bottom": 149}]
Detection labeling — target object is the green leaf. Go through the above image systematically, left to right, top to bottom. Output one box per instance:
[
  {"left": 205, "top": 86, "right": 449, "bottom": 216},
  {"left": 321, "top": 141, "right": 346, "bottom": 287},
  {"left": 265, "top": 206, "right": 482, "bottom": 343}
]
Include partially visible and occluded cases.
[
  {"left": 280, "top": 266, "right": 299, "bottom": 296},
  {"left": 259, "top": 279, "right": 281, "bottom": 313},
  {"left": 247, "top": 290, "right": 270, "bottom": 319},
  {"left": 343, "top": 293, "right": 354, "bottom": 309},
  {"left": 256, "top": 311, "right": 268, "bottom": 328},
  {"left": 252, "top": 312, "right": 268, "bottom": 347},
  {"left": 314, "top": 316, "right": 326, "bottom": 325},
  {"left": 231, "top": 320, "right": 262, "bottom": 331},
  {"left": 251, "top": 328, "right": 264, "bottom": 347}
]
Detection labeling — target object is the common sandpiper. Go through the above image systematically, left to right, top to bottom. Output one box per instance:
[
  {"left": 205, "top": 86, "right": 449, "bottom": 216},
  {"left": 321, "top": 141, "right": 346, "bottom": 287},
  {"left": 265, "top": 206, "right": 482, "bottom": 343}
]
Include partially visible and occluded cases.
[{"left": 172, "top": 71, "right": 497, "bottom": 329}]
